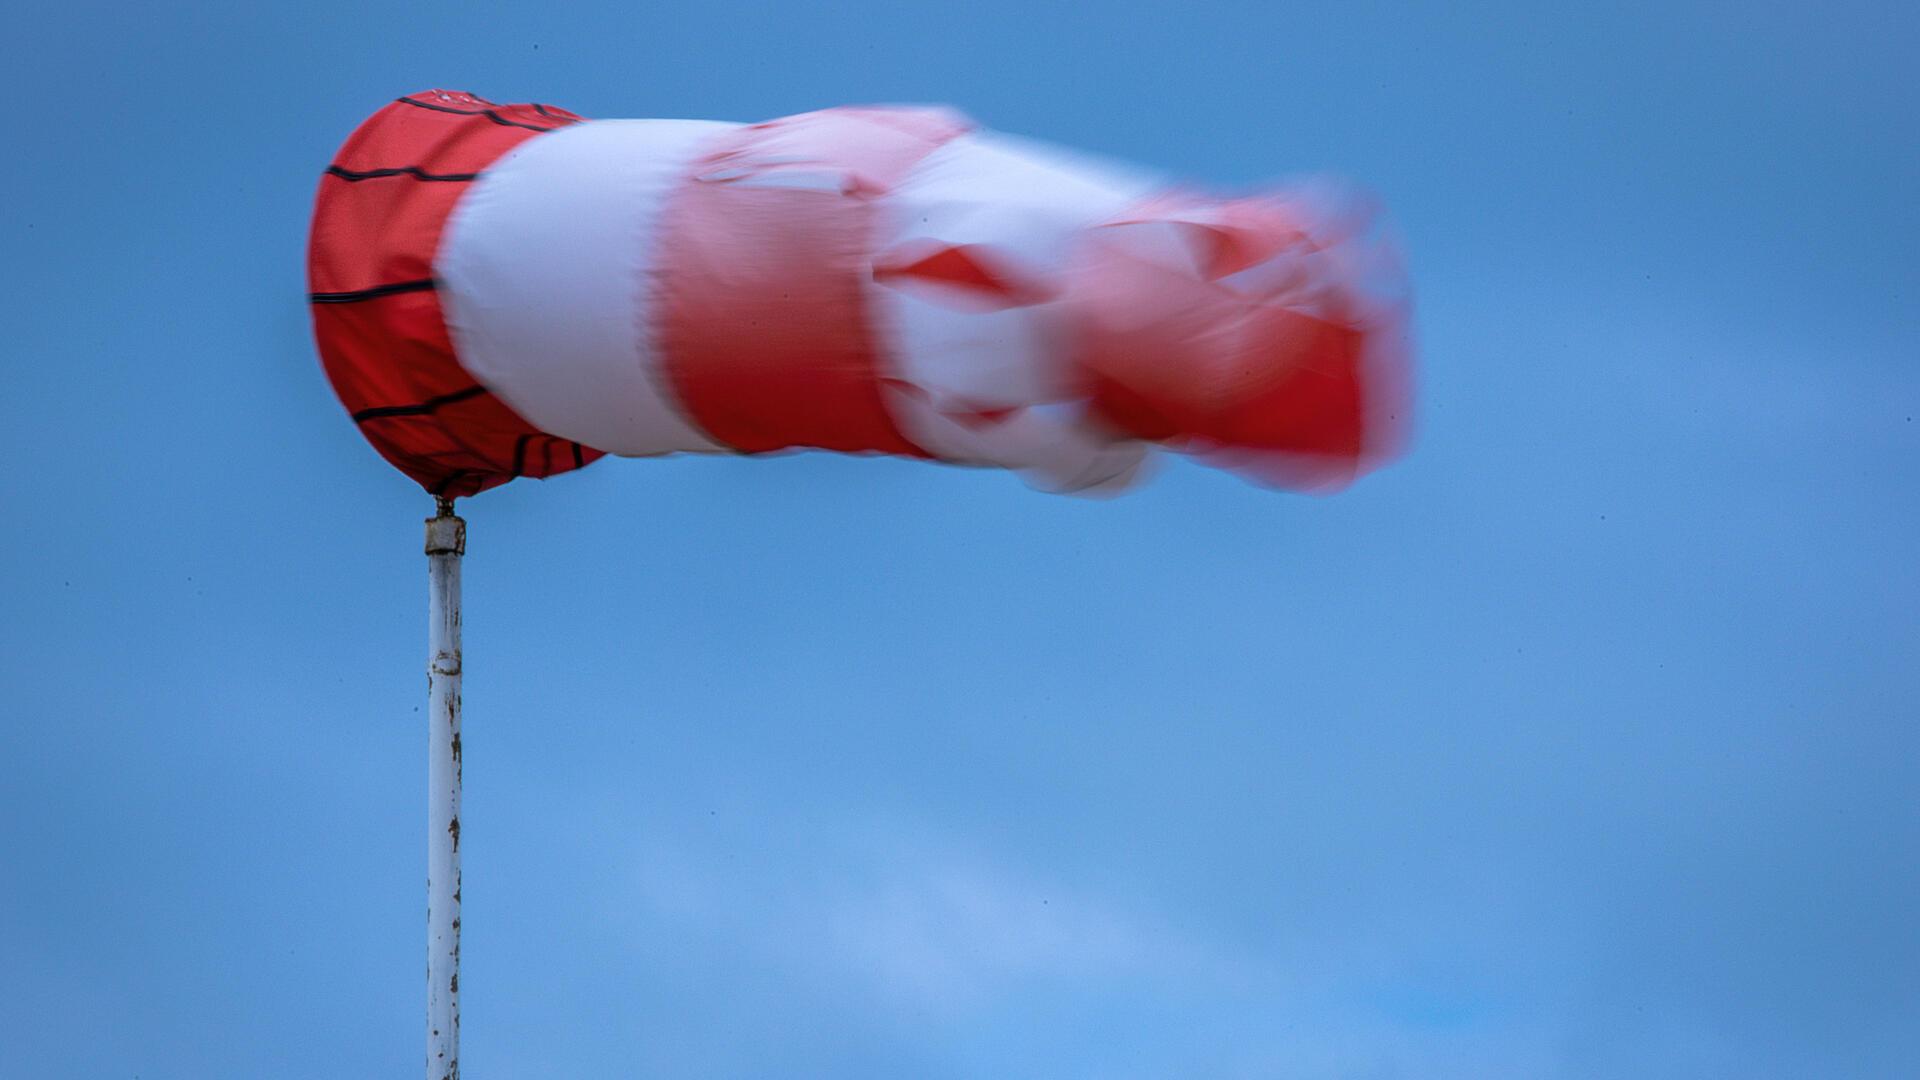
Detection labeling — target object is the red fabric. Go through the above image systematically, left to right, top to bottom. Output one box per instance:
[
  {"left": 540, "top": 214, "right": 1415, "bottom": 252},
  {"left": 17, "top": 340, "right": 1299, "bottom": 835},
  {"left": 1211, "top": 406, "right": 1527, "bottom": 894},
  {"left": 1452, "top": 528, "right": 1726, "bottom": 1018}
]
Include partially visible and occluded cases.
[
  {"left": 307, "top": 90, "right": 603, "bottom": 497},
  {"left": 653, "top": 108, "right": 968, "bottom": 455},
  {"left": 1069, "top": 195, "right": 1407, "bottom": 492},
  {"left": 871, "top": 241, "right": 1057, "bottom": 310}
]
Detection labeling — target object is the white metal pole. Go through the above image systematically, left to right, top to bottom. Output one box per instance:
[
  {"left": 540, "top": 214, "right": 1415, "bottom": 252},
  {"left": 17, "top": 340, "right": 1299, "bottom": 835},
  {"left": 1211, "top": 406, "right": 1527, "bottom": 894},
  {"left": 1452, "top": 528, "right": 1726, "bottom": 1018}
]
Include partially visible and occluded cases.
[{"left": 425, "top": 498, "right": 465, "bottom": 1080}]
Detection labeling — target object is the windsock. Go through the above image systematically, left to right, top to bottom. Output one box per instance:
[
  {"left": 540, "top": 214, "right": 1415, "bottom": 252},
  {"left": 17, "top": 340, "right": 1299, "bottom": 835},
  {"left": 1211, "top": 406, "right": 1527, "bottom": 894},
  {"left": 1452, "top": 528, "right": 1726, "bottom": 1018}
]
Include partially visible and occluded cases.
[{"left": 308, "top": 90, "right": 1409, "bottom": 498}]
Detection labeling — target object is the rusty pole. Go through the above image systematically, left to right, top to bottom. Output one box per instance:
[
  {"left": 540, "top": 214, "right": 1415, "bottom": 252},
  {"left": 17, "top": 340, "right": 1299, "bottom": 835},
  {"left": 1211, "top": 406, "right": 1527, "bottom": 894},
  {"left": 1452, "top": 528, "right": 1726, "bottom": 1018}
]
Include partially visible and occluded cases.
[{"left": 425, "top": 497, "right": 465, "bottom": 1080}]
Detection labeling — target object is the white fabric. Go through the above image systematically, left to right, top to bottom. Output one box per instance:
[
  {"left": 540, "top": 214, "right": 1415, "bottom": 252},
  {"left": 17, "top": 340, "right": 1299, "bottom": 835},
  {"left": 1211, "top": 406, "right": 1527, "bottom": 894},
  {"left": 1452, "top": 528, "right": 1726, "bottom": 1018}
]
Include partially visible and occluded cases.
[
  {"left": 435, "top": 119, "right": 737, "bottom": 457},
  {"left": 871, "top": 132, "right": 1160, "bottom": 492}
]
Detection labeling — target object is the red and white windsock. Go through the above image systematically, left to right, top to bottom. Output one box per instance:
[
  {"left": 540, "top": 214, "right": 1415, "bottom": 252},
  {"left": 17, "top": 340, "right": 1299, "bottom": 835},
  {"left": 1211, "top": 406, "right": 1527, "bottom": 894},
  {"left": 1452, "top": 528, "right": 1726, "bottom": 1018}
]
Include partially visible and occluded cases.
[{"left": 308, "top": 90, "right": 1410, "bottom": 498}]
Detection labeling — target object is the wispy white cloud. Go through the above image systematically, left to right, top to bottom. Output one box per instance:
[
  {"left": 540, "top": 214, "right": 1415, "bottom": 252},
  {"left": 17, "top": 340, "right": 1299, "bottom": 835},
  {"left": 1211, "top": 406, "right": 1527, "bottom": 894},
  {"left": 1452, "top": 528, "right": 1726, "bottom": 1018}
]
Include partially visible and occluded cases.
[{"left": 621, "top": 817, "right": 1235, "bottom": 1014}]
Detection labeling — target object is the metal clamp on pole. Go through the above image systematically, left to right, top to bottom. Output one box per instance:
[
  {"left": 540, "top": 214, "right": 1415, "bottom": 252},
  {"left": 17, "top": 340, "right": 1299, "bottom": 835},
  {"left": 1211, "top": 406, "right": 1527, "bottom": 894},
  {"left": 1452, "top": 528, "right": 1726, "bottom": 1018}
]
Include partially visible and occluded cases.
[{"left": 425, "top": 498, "right": 465, "bottom": 1080}]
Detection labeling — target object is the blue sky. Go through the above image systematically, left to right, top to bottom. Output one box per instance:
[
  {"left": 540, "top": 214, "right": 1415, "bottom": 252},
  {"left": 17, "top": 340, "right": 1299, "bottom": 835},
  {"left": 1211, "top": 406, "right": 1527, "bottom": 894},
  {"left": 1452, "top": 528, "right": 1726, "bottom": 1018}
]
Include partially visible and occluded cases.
[{"left": 3, "top": 2, "right": 1916, "bottom": 1077}]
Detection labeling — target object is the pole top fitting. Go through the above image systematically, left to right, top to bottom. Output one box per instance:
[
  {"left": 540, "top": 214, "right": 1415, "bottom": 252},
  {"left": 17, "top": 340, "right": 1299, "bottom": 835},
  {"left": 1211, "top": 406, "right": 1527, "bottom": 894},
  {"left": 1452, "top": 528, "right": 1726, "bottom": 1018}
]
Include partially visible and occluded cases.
[{"left": 425, "top": 509, "right": 466, "bottom": 556}]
